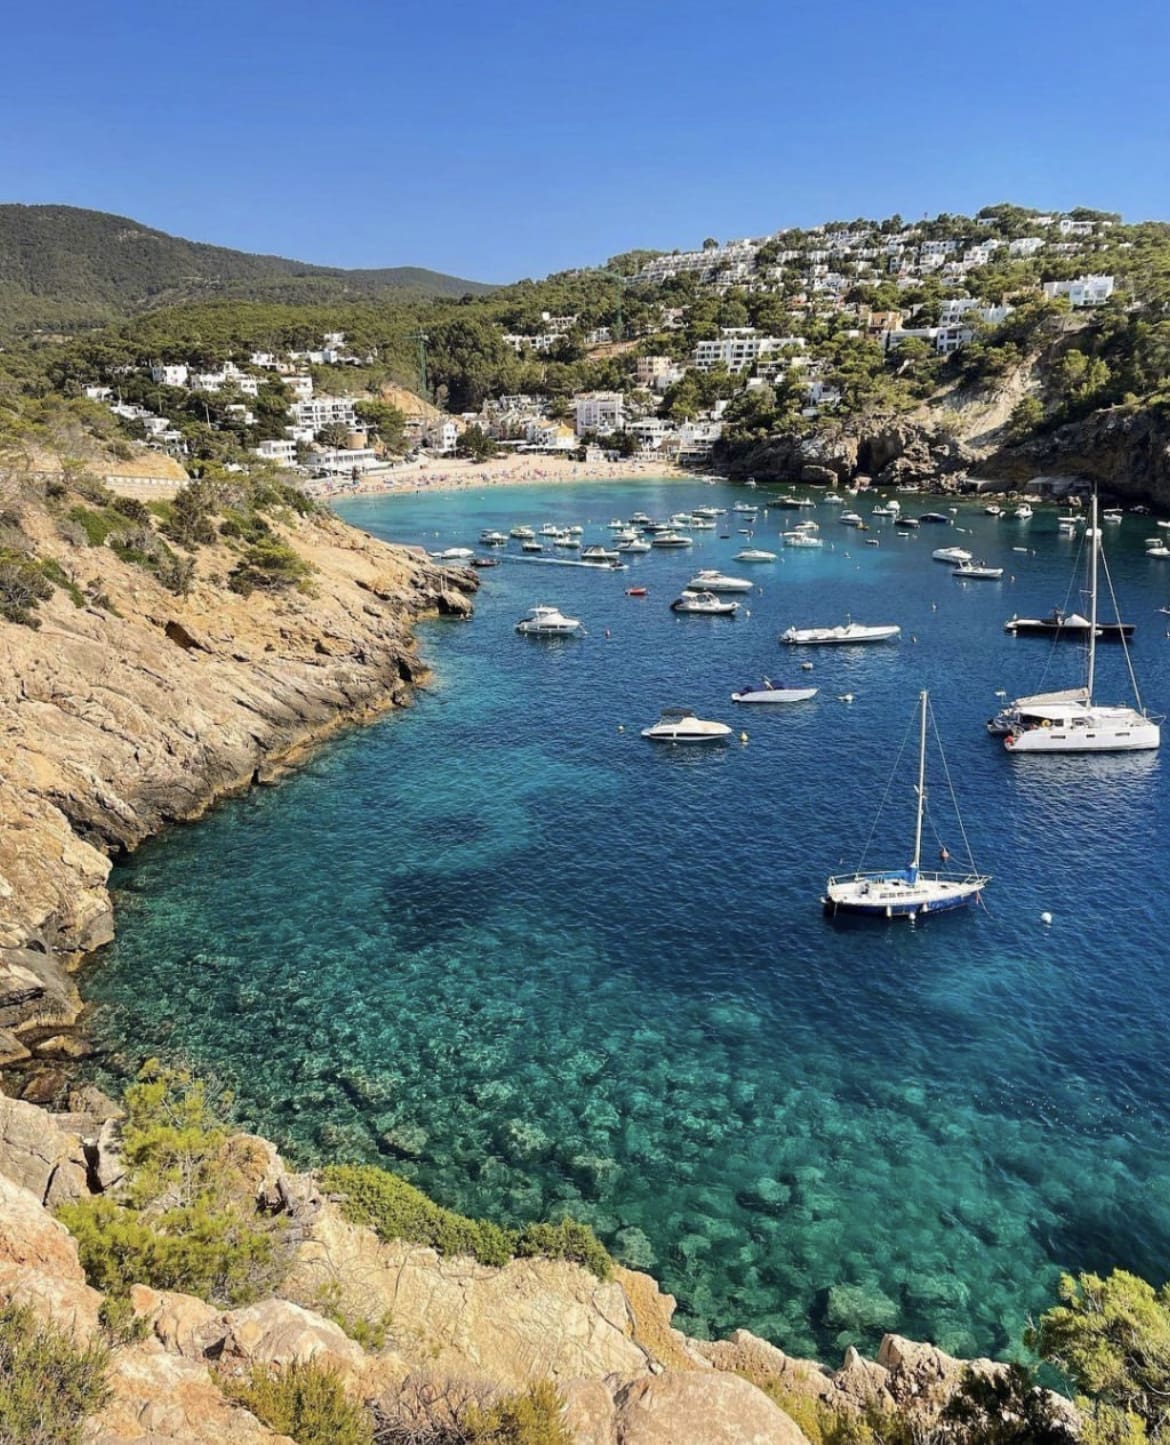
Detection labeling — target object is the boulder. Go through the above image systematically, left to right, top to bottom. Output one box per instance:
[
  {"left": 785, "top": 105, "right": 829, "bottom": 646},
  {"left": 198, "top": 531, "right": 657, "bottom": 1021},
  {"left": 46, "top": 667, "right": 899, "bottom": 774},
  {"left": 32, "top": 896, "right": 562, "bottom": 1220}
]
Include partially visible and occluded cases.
[
  {"left": 0, "top": 1092, "right": 90, "bottom": 1205},
  {"left": 0, "top": 1168, "right": 86, "bottom": 1280},
  {"left": 0, "top": 1261, "right": 103, "bottom": 1343},
  {"left": 130, "top": 1285, "right": 227, "bottom": 1359},
  {"left": 218, "top": 1296, "right": 406, "bottom": 1398},
  {"left": 694, "top": 1330, "right": 836, "bottom": 1410},
  {"left": 613, "top": 1371, "right": 813, "bottom": 1444},
  {"left": 560, "top": 1376, "right": 618, "bottom": 1444}
]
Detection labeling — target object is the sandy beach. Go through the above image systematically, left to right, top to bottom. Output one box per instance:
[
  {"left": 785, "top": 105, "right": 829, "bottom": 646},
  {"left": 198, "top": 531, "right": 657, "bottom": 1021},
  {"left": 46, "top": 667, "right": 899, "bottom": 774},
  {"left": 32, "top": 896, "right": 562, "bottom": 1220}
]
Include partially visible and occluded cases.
[{"left": 311, "top": 453, "right": 696, "bottom": 500}]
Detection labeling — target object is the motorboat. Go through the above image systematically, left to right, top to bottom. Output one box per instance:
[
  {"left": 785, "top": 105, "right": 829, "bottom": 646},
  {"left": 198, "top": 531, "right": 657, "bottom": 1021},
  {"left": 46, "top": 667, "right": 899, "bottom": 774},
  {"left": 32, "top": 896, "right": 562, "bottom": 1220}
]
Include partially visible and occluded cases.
[
  {"left": 745, "top": 478, "right": 758, "bottom": 489},
  {"left": 824, "top": 493, "right": 844, "bottom": 504},
  {"left": 871, "top": 499, "right": 901, "bottom": 517},
  {"left": 732, "top": 502, "right": 759, "bottom": 514},
  {"left": 984, "top": 504, "right": 1002, "bottom": 517},
  {"left": 1013, "top": 504, "right": 1034, "bottom": 520},
  {"left": 693, "top": 506, "right": 723, "bottom": 518},
  {"left": 1103, "top": 508, "right": 1123, "bottom": 523},
  {"left": 629, "top": 511, "right": 651, "bottom": 525},
  {"left": 670, "top": 512, "right": 696, "bottom": 527},
  {"left": 839, "top": 512, "right": 863, "bottom": 526},
  {"left": 919, "top": 513, "right": 950, "bottom": 524},
  {"left": 1057, "top": 515, "right": 1080, "bottom": 532},
  {"left": 895, "top": 516, "right": 920, "bottom": 528},
  {"left": 689, "top": 517, "right": 717, "bottom": 530},
  {"left": 607, "top": 518, "right": 626, "bottom": 529},
  {"left": 792, "top": 519, "right": 819, "bottom": 532},
  {"left": 538, "top": 523, "right": 560, "bottom": 536},
  {"left": 567, "top": 524, "right": 584, "bottom": 535},
  {"left": 510, "top": 525, "right": 534, "bottom": 539},
  {"left": 612, "top": 529, "right": 638, "bottom": 544},
  {"left": 479, "top": 530, "right": 508, "bottom": 546},
  {"left": 553, "top": 531, "right": 580, "bottom": 548},
  {"left": 651, "top": 532, "right": 693, "bottom": 548},
  {"left": 783, "top": 532, "right": 824, "bottom": 548},
  {"left": 618, "top": 538, "right": 652, "bottom": 553},
  {"left": 521, "top": 540, "right": 543, "bottom": 553},
  {"left": 580, "top": 544, "right": 619, "bottom": 562},
  {"left": 1147, "top": 545, "right": 1170, "bottom": 559},
  {"left": 432, "top": 547, "right": 474, "bottom": 561},
  {"left": 734, "top": 547, "right": 777, "bottom": 562},
  {"left": 932, "top": 547, "right": 973, "bottom": 565},
  {"left": 470, "top": 555, "right": 500, "bottom": 568},
  {"left": 952, "top": 561, "right": 1004, "bottom": 580},
  {"left": 685, "top": 570, "right": 754, "bottom": 593},
  {"left": 625, "top": 586, "right": 647, "bottom": 597},
  {"left": 670, "top": 590, "right": 739, "bottom": 616},
  {"left": 515, "top": 605, "right": 583, "bottom": 636},
  {"left": 1003, "top": 608, "right": 1133, "bottom": 640},
  {"left": 781, "top": 621, "right": 900, "bottom": 645},
  {"left": 731, "top": 679, "right": 818, "bottom": 703},
  {"left": 823, "top": 691, "right": 989, "bottom": 918},
  {"left": 641, "top": 708, "right": 733, "bottom": 743}
]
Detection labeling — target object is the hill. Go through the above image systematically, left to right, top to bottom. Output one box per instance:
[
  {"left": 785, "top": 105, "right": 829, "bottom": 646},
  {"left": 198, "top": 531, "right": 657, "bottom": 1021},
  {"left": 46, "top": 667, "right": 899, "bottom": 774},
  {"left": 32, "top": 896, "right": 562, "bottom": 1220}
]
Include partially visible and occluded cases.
[{"left": 0, "top": 204, "right": 493, "bottom": 330}]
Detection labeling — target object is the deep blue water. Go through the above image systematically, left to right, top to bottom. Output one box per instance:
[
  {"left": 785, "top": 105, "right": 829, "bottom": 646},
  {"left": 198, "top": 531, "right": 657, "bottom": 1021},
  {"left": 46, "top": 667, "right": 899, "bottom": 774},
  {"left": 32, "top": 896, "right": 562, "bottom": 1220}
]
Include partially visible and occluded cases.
[{"left": 88, "top": 480, "right": 1170, "bottom": 1360}]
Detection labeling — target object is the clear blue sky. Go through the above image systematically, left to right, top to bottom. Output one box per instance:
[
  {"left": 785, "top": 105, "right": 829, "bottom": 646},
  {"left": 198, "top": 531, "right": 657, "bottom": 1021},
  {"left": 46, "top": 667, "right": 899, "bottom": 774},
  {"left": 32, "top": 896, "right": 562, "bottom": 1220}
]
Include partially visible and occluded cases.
[{"left": 2, "top": 0, "right": 1166, "bottom": 284}]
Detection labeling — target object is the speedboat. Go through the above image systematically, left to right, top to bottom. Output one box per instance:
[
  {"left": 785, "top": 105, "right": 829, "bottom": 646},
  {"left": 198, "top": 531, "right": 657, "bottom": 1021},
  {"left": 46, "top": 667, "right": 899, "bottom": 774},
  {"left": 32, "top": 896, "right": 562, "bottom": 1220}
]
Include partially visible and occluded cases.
[
  {"left": 871, "top": 500, "right": 901, "bottom": 517},
  {"left": 732, "top": 502, "right": 758, "bottom": 514},
  {"left": 984, "top": 504, "right": 1002, "bottom": 517},
  {"left": 1013, "top": 504, "right": 1033, "bottom": 520},
  {"left": 693, "top": 506, "right": 722, "bottom": 518},
  {"left": 1103, "top": 508, "right": 1124, "bottom": 523},
  {"left": 629, "top": 511, "right": 651, "bottom": 525},
  {"left": 839, "top": 512, "right": 863, "bottom": 526},
  {"left": 919, "top": 513, "right": 950, "bottom": 524},
  {"left": 689, "top": 516, "right": 717, "bottom": 530},
  {"left": 895, "top": 516, "right": 920, "bottom": 528},
  {"left": 607, "top": 518, "right": 626, "bottom": 529},
  {"left": 538, "top": 523, "right": 560, "bottom": 536},
  {"left": 567, "top": 524, "right": 584, "bottom": 535},
  {"left": 510, "top": 525, "right": 535, "bottom": 539},
  {"left": 479, "top": 530, "right": 508, "bottom": 546},
  {"left": 554, "top": 531, "right": 580, "bottom": 548},
  {"left": 783, "top": 531, "right": 824, "bottom": 548},
  {"left": 651, "top": 532, "right": 694, "bottom": 548},
  {"left": 618, "top": 538, "right": 652, "bottom": 553},
  {"left": 521, "top": 540, "right": 543, "bottom": 552},
  {"left": 580, "top": 544, "right": 619, "bottom": 562},
  {"left": 432, "top": 547, "right": 475, "bottom": 561},
  {"left": 734, "top": 547, "right": 777, "bottom": 562},
  {"left": 932, "top": 547, "right": 973, "bottom": 565},
  {"left": 470, "top": 555, "right": 500, "bottom": 568},
  {"left": 952, "top": 561, "right": 1004, "bottom": 580},
  {"left": 685, "top": 570, "right": 753, "bottom": 593},
  {"left": 670, "top": 590, "right": 739, "bottom": 616},
  {"left": 515, "top": 605, "right": 583, "bottom": 636},
  {"left": 1004, "top": 608, "right": 1133, "bottom": 640},
  {"left": 781, "top": 621, "right": 901, "bottom": 645},
  {"left": 731, "top": 679, "right": 818, "bottom": 703},
  {"left": 641, "top": 708, "right": 733, "bottom": 743}
]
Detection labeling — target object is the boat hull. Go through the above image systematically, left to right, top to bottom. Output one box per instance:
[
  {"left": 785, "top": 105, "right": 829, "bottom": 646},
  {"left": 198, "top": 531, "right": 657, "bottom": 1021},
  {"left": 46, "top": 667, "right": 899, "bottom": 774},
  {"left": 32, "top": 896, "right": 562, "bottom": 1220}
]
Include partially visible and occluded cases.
[{"left": 822, "top": 871, "right": 988, "bottom": 918}]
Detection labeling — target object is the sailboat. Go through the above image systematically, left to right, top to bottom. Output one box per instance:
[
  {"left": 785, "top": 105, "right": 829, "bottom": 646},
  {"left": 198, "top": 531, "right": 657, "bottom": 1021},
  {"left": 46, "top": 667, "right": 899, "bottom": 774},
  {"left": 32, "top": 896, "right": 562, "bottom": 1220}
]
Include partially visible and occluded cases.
[
  {"left": 996, "top": 495, "right": 1161, "bottom": 753},
  {"left": 823, "top": 691, "right": 990, "bottom": 919}
]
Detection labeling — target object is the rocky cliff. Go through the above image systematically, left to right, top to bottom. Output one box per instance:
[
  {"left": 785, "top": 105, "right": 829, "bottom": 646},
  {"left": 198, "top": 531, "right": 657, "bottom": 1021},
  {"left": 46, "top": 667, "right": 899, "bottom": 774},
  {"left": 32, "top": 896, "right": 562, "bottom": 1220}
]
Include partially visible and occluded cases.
[{"left": 0, "top": 464, "right": 477, "bottom": 1078}]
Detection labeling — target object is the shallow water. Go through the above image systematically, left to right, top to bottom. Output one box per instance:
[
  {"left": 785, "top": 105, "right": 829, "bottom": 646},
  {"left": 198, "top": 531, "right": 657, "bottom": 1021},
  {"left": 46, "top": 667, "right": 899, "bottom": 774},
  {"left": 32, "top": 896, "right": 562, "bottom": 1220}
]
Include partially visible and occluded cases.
[{"left": 88, "top": 482, "right": 1170, "bottom": 1359}]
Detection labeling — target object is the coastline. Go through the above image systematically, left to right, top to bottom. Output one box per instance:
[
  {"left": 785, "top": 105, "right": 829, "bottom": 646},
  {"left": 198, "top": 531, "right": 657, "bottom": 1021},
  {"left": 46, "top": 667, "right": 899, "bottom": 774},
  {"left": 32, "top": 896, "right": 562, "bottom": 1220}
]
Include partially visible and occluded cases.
[{"left": 310, "top": 452, "right": 694, "bottom": 499}]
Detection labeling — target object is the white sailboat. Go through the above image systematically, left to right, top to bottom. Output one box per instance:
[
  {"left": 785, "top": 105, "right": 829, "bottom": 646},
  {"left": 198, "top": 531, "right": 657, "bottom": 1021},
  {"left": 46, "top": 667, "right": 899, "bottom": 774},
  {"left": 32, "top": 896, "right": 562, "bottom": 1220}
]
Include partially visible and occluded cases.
[
  {"left": 998, "top": 495, "right": 1161, "bottom": 753},
  {"left": 823, "top": 691, "right": 990, "bottom": 919}
]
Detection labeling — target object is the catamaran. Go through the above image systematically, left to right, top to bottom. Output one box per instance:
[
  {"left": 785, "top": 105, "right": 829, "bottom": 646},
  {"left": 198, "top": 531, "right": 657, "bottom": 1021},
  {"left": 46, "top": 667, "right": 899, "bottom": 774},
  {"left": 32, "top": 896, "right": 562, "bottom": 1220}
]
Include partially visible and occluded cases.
[
  {"left": 995, "top": 495, "right": 1161, "bottom": 752},
  {"left": 823, "top": 691, "right": 990, "bottom": 919}
]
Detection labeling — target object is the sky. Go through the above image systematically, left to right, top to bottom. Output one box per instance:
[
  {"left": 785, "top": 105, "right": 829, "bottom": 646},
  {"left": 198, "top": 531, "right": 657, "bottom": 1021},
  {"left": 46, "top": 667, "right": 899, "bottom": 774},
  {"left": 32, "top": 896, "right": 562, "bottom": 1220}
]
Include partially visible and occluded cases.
[{"left": 2, "top": 0, "right": 1168, "bottom": 284}]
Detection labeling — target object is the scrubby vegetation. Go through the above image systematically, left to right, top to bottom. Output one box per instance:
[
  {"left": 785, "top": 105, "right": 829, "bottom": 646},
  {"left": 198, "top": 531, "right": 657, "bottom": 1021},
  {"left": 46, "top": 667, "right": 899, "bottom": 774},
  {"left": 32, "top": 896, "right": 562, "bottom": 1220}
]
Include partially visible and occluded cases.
[
  {"left": 58, "top": 1060, "right": 290, "bottom": 1308},
  {"left": 321, "top": 1164, "right": 612, "bottom": 1279},
  {"left": 0, "top": 1300, "right": 110, "bottom": 1445},
  {"left": 224, "top": 1360, "right": 373, "bottom": 1445},
  {"left": 374, "top": 1378, "right": 571, "bottom": 1445}
]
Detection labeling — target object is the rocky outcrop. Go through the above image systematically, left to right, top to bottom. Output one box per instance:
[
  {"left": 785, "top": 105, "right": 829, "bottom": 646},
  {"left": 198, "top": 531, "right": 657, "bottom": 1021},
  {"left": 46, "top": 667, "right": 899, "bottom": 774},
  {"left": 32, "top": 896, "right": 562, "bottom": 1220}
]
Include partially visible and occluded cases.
[
  {"left": 985, "top": 400, "right": 1170, "bottom": 507},
  {"left": 0, "top": 487, "right": 477, "bottom": 1070},
  {"left": 612, "top": 1372, "right": 812, "bottom": 1444}
]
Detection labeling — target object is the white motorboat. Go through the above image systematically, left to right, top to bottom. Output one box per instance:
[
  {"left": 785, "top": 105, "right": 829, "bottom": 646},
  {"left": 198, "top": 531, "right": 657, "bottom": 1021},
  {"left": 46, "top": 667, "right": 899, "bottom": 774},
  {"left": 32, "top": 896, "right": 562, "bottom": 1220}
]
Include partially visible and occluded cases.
[
  {"left": 745, "top": 478, "right": 758, "bottom": 489},
  {"left": 824, "top": 493, "right": 844, "bottom": 504},
  {"left": 999, "top": 494, "right": 1160, "bottom": 753},
  {"left": 871, "top": 499, "right": 901, "bottom": 517},
  {"left": 732, "top": 502, "right": 758, "bottom": 514},
  {"left": 984, "top": 504, "right": 1002, "bottom": 517},
  {"left": 1013, "top": 504, "right": 1033, "bottom": 520},
  {"left": 693, "top": 506, "right": 722, "bottom": 518},
  {"left": 1103, "top": 508, "right": 1124, "bottom": 523},
  {"left": 629, "top": 511, "right": 651, "bottom": 525},
  {"left": 670, "top": 512, "right": 696, "bottom": 527},
  {"left": 839, "top": 512, "right": 863, "bottom": 526},
  {"left": 689, "top": 517, "right": 717, "bottom": 530},
  {"left": 607, "top": 518, "right": 625, "bottom": 529},
  {"left": 792, "top": 519, "right": 819, "bottom": 531},
  {"left": 538, "top": 523, "right": 560, "bottom": 536},
  {"left": 567, "top": 524, "right": 584, "bottom": 535},
  {"left": 509, "top": 525, "right": 534, "bottom": 539},
  {"left": 613, "top": 529, "right": 638, "bottom": 544},
  {"left": 479, "top": 530, "right": 508, "bottom": 546},
  {"left": 553, "top": 531, "right": 580, "bottom": 548},
  {"left": 783, "top": 531, "right": 824, "bottom": 548},
  {"left": 651, "top": 532, "right": 694, "bottom": 548},
  {"left": 617, "top": 538, "right": 652, "bottom": 553},
  {"left": 521, "top": 540, "right": 543, "bottom": 553},
  {"left": 580, "top": 544, "right": 619, "bottom": 562},
  {"left": 1148, "top": 545, "right": 1170, "bottom": 559},
  {"left": 432, "top": 547, "right": 474, "bottom": 561},
  {"left": 734, "top": 547, "right": 777, "bottom": 562},
  {"left": 932, "top": 547, "right": 973, "bottom": 565},
  {"left": 952, "top": 561, "right": 1004, "bottom": 580},
  {"left": 685, "top": 570, "right": 754, "bottom": 593},
  {"left": 670, "top": 590, "right": 739, "bottom": 616},
  {"left": 515, "top": 605, "right": 583, "bottom": 636},
  {"left": 781, "top": 620, "right": 901, "bottom": 645},
  {"left": 731, "top": 679, "right": 818, "bottom": 703},
  {"left": 823, "top": 691, "right": 989, "bottom": 919},
  {"left": 641, "top": 708, "right": 733, "bottom": 743}
]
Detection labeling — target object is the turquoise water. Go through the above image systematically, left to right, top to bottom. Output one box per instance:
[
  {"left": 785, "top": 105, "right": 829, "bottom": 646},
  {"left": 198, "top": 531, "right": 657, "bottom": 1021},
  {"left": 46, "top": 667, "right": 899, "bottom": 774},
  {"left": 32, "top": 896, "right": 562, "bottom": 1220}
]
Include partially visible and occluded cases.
[{"left": 89, "top": 481, "right": 1170, "bottom": 1360}]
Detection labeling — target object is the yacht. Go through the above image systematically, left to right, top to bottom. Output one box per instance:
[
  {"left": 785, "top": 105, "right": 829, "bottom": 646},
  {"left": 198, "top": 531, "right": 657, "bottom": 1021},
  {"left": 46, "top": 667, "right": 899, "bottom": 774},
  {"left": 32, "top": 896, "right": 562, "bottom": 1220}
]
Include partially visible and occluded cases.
[
  {"left": 996, "top": 495, "right": 1159, "bottom": 752},
  {"left": 871, "top": 499, "right": 901, "bottom": 517},
  {"left": 732, "top": 503, "right": 758, "bottom": 515},
  {"left": 983, "top": 504, "right": 1002, "bottom": 517},
  {"left": 1013, "top": 504, "right": 1034, "bottom": 520},
  {"left": 693, "top": 506, "right": 723, "bottom": 518},
  {"left": 629, "top": 511, "right": 652, "bottom": 525},
  {"left": 839, "top": 512, "right": 863, "bottom": 526},
  {"left": 919, "top": 513, "right": 950, "bottom": 524},
  {"left": 895, "top": 516, "right": 921, "bottom": 529},
  {"left": 689, "top": 517, "right": 717, "bottom": 530},
  {"left": 608, "top": 518, "right": 626, "bottom": 529},
  {"left": 538, "top": 523, "right": 560, "bottom": 536},
  {"left": 509, "top": 525, "right": 534, "bottom": 539},
  {"left": 479, "top": 530, "right": 508, "bottom": 546},
  {"left": 651, "top": 531, "right": 694, "bottom": 548},
  {"left": 783, "top": 531, "right": 824, "bottom": 548},
  {"left": 617, "top": 538, "right": 652, "bottom": 554},
  {"left": 521, "top": 539, "right": 543, "bottom": 553},
  {"left": 580, "top": 544, "right": 619, "bottom": 562},
  {"left": 432, "top": 547, "right": 475, "bottom": 561},
  {"left": 734, "top": 547, "right": 777, "bottom": 562},
  {"left": 932, "top": 547, "right": 973, "bottom": 565},
  {"left": 952, "top": 561, "right": 1004, "bottom": 580},
  {"left": 685, "top": 570, "right": 754, "bottom": 593},
  {"left": 670, "top": 590, "right": 739, "bottom": 616},
  {"left": 515, "top": 605, "right": 583, "bottom": 636},
  {"left": 1003, "top": 609, "right": 1132, "bottom": 640},
  {"left": 781, "top": 621, "right": 900, "bottom": 645},
  {"left": 731, "top": 679, "right": 818, "bottom": 703},
  {"left": 823, "top": 691, "right": 989, "bottom": 918},
  {"left": 641, "top": 708, "right": 733, "bottom": 743}
]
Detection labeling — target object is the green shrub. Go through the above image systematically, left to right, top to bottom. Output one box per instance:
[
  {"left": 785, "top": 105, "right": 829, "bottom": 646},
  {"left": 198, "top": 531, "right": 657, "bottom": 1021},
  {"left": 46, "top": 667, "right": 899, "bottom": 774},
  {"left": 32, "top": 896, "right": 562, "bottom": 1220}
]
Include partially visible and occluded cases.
[
  {"left": 164, "top": 480, "right": 218, "bottom": 547},
  {"left": 111, "top": 495, "right": 152, "bottom": 525},
  {"left": 66, "top": 505, "right": 122, "bottom": 546},
  {"left": 219, "top": 508, "right": 271, "bottom": 544},
  {"left": 228, "top": 536, "right": 313, "bottom": 595},
  {"left": 0, "top": 547, "right": 54, "bottom": 625},
  {"left": 38, "top": 558, "right": 85, "bottom": 608},
  {"left": 320, "top": 1165, "right": 611, "bottom": 1279},
  {"left": 308, "top": 1282, "right": 393, "bottom": 1353},
  {"left": 0, "top": 1299, "right": 110, "bottom": 1445},
  {"left": 224, "top": 1361, "right": 372, "bottom": 1445},
  {"left": 941, "top": 1364, "right": 1073, "bottom": 1443},
  {"left": 463, "top": 1381, "right": 571, "bottom": 1444}
]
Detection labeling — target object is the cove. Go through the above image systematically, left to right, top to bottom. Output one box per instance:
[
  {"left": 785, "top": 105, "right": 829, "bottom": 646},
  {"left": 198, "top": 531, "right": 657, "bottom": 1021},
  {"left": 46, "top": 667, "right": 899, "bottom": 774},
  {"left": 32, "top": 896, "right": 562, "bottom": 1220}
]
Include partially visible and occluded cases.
[{"left": 86, "top": 480, "right": 1170, "bottom": 1360}]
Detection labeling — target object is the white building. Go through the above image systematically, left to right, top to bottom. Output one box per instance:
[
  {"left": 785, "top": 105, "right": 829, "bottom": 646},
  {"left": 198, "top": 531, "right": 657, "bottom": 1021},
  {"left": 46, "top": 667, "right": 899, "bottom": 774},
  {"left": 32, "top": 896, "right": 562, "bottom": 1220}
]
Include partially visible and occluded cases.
[
  {"left": 1058, "top": 219, "right": 1095, "bottom": 237},
  {"left": 1008, "top": 236, "right": 1045, "bottom": 257},
  {"left": 1042, "top": 274, "right": 1115, "bottom": 307},
  {"left": 938, "top": 299, "right": 1013, "bottom": 327},
  {"left": 693, "top": 329, "right": 805, "bottom": 373},
  {"left": 636, "top": 355, "right": 683, "bottom": 391},
  {"left": 150, "top": 363, "right": 189, "bottom": 387},
  {"left": 287, "top": 375, "right": 314, "bottom": 401},
  {"left": 84, "top": 385, "right": 112, "bottom": 401},
  {"left": 574, "top": 392, "right": 625, "bottom": 436},
  {"left": 291, "top": 396, "right": 359, "bottom": 432},
  {"left": 425, "top": 419, "right": 459, "bottom": 453},
  {"left": 525, "top": 420, "right": 576, "bottom": 451},
  {"left": 254, "top": 439, "right": 298, "bottom": 464},
  {"left": 312, "top": 448, "right": 379, "bottom": 475}
]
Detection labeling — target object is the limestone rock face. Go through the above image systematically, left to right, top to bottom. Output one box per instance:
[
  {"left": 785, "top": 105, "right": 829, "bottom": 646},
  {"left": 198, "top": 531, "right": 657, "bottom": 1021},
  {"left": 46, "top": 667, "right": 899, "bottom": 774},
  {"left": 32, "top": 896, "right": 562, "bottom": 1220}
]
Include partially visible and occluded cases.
[
  {"left": 0, "top": 1093, "right": 91, "bottom": 1205},
  {"left": 0, "top": 1171, "right": 86, "bottom": 1279},
  {"left": 285, "top": 1201, "right": 649, "bottom": 1389},
  {"left": 0, "top": 1261, "right": 103, "bottom": 1343},
  {"left": 694, "top": 1330, "right": 837, "bottom": 1409},
  {"left": 612, "top": 1371, "right": 813, "bottom": 1444}
]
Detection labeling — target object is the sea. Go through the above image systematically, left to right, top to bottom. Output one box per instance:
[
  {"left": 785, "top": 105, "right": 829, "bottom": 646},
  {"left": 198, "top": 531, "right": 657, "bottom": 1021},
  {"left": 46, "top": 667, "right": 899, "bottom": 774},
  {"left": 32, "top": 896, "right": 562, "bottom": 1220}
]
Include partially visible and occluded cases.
[{"left": 86, "top": 479, "right": 1170, "bottom": 1361}]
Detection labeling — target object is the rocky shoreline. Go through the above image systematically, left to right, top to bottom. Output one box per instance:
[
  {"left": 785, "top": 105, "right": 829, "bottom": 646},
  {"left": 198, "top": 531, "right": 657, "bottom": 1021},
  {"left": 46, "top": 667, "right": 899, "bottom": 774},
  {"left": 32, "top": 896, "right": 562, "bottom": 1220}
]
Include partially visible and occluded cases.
[{"left": 0, "top": 487, "right": 477, "bottom": 1094}]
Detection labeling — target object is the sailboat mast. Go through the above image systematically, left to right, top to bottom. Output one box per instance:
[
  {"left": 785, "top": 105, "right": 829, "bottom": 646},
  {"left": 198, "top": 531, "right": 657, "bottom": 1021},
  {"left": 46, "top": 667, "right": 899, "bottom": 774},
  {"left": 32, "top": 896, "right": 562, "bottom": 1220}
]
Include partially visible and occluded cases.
[
  {"left": 1087, "top": 491, "right": 1099, "bottom": 699},
  {"left": 911, "top": 690, "right": 927, "bottom": 877}
]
